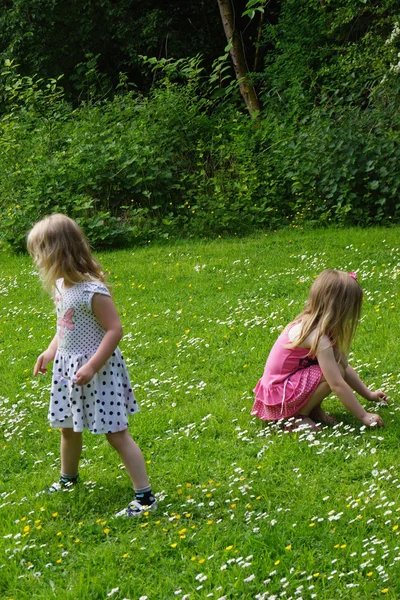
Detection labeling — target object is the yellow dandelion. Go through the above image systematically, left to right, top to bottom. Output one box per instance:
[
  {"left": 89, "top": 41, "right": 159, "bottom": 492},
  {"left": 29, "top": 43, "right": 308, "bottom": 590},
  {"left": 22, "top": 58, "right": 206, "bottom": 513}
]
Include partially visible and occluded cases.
[
  {"left": 103, "top": 528, "right": 110, "bottom": 534},
  {"left": 170, "top": 543, "right": 177, "bottom": 548},
  {"left": 226, "top": 545, "right": 233, "bottom": 551},
  {"left": 285, "top": 545, "right": 292, "bottom": 551},
  {"left": 275, "top": 559, "right": 280, "bottom": 566}
]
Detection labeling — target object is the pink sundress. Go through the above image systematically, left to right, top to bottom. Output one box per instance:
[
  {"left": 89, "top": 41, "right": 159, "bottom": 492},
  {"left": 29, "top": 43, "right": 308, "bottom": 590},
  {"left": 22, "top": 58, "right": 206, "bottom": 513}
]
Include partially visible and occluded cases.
[{"left": 251, "top": 324, "right": 323, "bottom": 421}]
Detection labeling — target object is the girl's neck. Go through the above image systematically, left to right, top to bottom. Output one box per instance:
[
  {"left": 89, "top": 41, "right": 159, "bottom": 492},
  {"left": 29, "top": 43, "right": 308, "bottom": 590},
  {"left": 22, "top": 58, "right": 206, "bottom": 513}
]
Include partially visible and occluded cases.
[{"left": 63, "top": 278, "right": 75, "bottom": 289}]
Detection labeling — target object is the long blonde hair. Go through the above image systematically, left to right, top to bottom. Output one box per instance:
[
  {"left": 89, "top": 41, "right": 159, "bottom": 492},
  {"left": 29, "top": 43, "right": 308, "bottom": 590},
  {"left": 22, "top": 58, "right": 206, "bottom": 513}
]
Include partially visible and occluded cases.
[
  {"left": 27, "top": 214, "right": 105, "bottom": 291},
  {"left": 290, "top": 269, "right": 363, "bottom": 356}
]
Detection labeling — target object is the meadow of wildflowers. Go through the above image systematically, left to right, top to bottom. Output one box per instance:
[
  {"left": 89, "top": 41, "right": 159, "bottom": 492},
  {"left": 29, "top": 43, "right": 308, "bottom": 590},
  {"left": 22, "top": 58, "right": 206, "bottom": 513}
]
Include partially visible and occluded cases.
[{"left": 0, "top": 228, "right": 399, "bottom": 600}]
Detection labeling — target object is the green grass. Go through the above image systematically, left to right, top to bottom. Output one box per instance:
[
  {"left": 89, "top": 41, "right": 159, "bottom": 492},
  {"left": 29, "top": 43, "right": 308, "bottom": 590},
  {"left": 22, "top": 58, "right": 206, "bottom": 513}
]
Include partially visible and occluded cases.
[{"left": 1, "top": 227, "right": 400, "bottom": 600}]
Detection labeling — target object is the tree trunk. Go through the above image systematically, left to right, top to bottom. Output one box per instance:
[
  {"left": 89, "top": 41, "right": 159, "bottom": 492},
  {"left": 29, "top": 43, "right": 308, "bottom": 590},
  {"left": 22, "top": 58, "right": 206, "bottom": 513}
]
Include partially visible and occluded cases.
[
  {"left": 217, "top": 0, "right": 261, "bottom": 117},
  {"left": 253, "top": 9, "right": 265, "bottom": 73}
]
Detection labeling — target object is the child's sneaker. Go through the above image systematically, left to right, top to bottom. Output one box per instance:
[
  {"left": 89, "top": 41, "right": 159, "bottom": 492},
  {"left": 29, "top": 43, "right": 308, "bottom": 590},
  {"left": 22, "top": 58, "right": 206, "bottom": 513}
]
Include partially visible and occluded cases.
[
  {"left": 36, "top": 476, "right": 78, "bottom": 496},
  {"left": 48, "top": 478, "right": 77, "bottom": 493},
  {"left": 115, "top": 498, "right": 158, "bottom": 518}
]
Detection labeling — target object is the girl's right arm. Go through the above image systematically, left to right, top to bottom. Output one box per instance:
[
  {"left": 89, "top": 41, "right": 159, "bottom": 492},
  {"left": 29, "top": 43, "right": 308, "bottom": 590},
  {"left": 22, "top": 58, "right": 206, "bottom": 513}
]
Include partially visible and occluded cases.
[
  {"left": 33, "top": 334, "right": 58, "bottom": 376},
  {"left": 316, "top": 344, "right": 384, "bottom": 427}
]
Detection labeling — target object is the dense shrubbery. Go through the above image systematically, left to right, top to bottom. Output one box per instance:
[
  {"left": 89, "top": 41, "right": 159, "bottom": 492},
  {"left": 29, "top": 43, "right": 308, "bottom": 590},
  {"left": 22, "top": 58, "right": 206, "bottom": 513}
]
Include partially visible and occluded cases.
[{"left": 0, "top": 0, "right": 400, "bottom": 249}]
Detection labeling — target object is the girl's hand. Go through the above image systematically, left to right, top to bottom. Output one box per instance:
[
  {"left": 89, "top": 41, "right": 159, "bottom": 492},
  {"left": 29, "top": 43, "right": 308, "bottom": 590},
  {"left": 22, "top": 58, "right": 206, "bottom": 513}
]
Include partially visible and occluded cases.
[
  {"left": 33, "top": 350, "right": 55, "bottom": 376},
  {"left": 74, "top": 363, "right": 96, "bottom": 386},
  {"left": 369, "top": 390, "right": 388, "bottom": 403},
  {"left": 361, "top": 412, "right": 384, "bottom": 428}
]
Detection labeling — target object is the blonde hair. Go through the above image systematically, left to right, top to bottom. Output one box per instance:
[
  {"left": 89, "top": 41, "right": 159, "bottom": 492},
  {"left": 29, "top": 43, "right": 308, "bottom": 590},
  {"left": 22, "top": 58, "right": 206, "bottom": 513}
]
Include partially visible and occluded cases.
[
  {"left": 27, "top": 214, "right": 105, "bottom": 291},
  {"left": 290, "top": 269, "right": 363, "bottom": 356}
]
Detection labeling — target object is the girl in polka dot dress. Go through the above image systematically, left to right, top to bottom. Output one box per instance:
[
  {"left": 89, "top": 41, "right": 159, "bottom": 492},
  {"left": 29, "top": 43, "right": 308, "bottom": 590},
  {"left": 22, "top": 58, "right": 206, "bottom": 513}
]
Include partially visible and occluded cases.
[
  {"left": 27, "top": 214, "right": 156, "bottom": 517},
  {"left": 252, "top": 270, "right": 387, "bottom": 430}
]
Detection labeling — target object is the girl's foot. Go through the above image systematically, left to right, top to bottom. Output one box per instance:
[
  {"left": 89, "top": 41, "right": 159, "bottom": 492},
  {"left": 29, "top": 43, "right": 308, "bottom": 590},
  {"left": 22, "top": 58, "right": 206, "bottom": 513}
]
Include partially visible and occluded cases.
[
  {"left": 310, "top": 406, "right": 337, "bottom": 426},
  {"left": 284, "top": 414, "right": 320, "bottom": 432},
  {"left": 36, "top": 475, "right": 78, "bottom": 497},
  {"left": 115, "top": 497, "right": 158, "bottom": 518}
]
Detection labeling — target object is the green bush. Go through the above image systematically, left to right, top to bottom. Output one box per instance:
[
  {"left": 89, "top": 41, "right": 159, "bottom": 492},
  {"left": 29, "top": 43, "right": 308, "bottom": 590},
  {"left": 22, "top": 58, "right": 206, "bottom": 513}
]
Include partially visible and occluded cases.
[{"left": 1, "top": 54, "right": 400, "bottom": 251}]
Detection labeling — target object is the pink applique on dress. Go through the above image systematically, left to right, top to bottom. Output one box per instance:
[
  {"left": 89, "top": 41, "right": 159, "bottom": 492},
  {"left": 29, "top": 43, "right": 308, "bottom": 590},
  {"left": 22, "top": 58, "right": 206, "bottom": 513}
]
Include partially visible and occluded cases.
[{"left": 58, "top": 308, "right": 75, "bottom": 339}]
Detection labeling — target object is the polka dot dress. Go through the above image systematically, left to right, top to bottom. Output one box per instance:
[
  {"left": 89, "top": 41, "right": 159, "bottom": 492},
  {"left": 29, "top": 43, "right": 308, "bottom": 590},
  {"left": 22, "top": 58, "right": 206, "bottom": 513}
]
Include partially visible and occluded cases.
[{"left": 49, "top": 279, "right": 138, "bottom": 434}]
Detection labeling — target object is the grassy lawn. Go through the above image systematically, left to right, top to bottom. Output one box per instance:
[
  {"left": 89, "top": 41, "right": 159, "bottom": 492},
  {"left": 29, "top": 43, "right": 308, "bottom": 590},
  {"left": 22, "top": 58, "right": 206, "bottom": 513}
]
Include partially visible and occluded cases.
[{"left": 1, "top": 227, "right": 399, "bottom": 600}]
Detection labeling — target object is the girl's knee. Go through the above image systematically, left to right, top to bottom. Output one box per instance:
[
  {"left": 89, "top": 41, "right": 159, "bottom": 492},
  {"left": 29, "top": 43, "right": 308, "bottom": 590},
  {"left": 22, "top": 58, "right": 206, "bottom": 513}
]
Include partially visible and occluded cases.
[
  {"left": 319, "top": 381, "right": 332, "bottom": 396},
  {"left": 61, "top": 428, "right": 81, "bottom": 440},
  {"left": 106, "top": 429, "right": 129, "bottom": 450}
]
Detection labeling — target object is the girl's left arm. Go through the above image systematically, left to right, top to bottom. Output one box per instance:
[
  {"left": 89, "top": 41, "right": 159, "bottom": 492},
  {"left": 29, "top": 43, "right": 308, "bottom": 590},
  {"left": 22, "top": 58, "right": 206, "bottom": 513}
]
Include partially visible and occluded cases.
[
  {"left": 74, "top": 294, "right": 123, "bottom": 386},
  {"left": 344, "top": 365, "right": 387, "bottom": 403}
]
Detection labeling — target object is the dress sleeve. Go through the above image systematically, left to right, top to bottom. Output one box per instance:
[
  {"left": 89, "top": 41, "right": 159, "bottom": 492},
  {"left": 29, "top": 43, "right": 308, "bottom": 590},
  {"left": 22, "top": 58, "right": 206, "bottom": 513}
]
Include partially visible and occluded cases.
[{"left": 83, "top": 281, "right": 111, "bottom": 311}]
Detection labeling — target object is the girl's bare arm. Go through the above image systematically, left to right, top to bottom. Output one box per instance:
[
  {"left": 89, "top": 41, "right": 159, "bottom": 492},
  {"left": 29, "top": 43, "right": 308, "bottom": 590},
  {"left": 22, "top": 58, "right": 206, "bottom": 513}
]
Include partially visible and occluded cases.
[
  {"left": 317, "top": 345, "right": 383, "bottom": 426},
  {"left": 344, "top": 365, "right": 387, "bottom": 402}
]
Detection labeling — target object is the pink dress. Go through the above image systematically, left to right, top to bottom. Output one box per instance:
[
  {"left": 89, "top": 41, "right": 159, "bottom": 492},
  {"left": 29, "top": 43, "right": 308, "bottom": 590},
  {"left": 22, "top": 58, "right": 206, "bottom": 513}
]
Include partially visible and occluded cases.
[{"left": 251, "top": 324, "right": 323, "bottom": 421}]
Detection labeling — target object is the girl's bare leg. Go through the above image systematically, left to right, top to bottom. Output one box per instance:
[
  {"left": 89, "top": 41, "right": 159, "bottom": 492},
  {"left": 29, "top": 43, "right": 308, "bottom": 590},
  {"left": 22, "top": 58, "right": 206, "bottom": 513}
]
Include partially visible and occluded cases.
[
  {"left": 295, "top": 366, "right": 344, "bottom": 426},
  {"left": 290, "top": 381, "right": 332, "bottom": 430},
  {"left": 294, "top": 381, "right": 331, "bottom": 418},
  {"left": 60, "top": 428, "right": 82, "bottom": 475},
  {"left": 106, "top": 429, "right": 150, "bottom": 490}
]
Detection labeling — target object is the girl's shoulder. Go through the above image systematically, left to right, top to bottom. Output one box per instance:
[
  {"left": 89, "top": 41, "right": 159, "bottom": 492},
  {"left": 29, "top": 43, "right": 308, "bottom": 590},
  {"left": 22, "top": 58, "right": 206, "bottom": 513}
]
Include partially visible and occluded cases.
[
  {"left": 56, "top": 278, "right": 110, "bottom": 299},
  {"left": 81, "top": 279, "right": 111, "bottom": 299},
  {"left": 287, "top": 321, "right": 331, "bottom": 351}
]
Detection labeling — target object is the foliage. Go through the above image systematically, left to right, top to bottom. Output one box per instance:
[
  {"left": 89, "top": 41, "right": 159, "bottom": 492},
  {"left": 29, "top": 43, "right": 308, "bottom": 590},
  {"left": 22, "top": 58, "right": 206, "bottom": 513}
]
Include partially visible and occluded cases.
[
  {"left": 0, "top": 0, "right": 224, "bottom": 100},
  {"left": 259, "top": 0, "right": 400, "bottom": 115},
  {"left": 1, "top": 1, "right": 400, "bottom": 249}
]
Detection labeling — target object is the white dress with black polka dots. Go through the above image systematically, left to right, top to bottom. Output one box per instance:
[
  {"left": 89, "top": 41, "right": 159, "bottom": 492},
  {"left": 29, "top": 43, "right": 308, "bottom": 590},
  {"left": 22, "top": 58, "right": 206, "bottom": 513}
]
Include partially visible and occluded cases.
[{"left": 50, "top": 279, "right": 138, "bottom": 433}]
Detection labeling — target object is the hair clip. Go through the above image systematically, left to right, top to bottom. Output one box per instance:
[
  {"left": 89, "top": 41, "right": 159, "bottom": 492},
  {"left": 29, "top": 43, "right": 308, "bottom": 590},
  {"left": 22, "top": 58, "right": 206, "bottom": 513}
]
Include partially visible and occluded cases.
[{"left": 349, "top": 272, "right": 357, "bottom": 280}]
